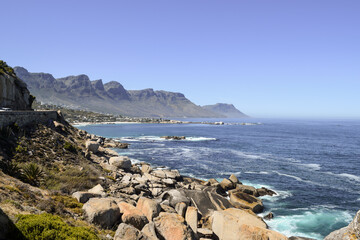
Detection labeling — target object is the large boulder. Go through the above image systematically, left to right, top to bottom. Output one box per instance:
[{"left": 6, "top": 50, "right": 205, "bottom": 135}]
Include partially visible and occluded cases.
[
  {"left": 85, "top": 140, "right": 99, "bottom": 153},
  {"left": 109, "top": 156, "right": 132, "bottom": 170},
  {"left": 229, "top": 174, "right": 240, "bottom": 184},
  {"left": 219, "top": 178, "right": 235, "bottom": 191},
  {"left": 88, "top": 184, "right": 105, "bottom": 195},
  {"left": 235, "top": 184, "right": 257, "bottom": 196},
  {"left": 257, "top": 187, "right": 277, "bottom": 197},
  {"left": 161, "top": 189, "right": 191, "bottom": 208},
  {"left": 161, "top": 189, "right": 232, "bottom": 217},
  {"left": 183, "top": 189, "right": 233, "bottom": 216},
  {"left": 228, "top": 189, "right": 264, "bottom": 213},
  {"left": 72, "top": 191, "right": 101, "bottom": 203},
  {"left": 137, "top": 197, "right": 161, "bottom": 222},
  {"left": 82, "top": 198, "right": 121, "bottom": 229},
  {"left": 118, "top": 202, "right": 149, "bottom": 230},
  {"left": 175, "top": 202, "right": 188, "bottom": 217},
  {"left": 185, "top": 206, "right": 198, "bottom": 233},
  {"left": 211, "top": 208, "right": 287, "bottom": 240},
  {"left": 324, "top": 210, "right": 360, "bottom": 240},
  {"left": 153, "top": 212, "right": 195, "bottom": 240},
  {"left": 142, "top": 222, "right": 159, "bottom": 240},
  {"left": 114, "top": 223, "right": 148, "bottom": 240}
]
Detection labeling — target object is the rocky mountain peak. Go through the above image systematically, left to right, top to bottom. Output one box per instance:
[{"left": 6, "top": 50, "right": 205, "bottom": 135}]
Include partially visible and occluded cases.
[
  {"left": 91, "top": 79, "right": 105, "bottom": 91},
  {"left": 104, "top": 81, "right": 130, "bottom": 100}
]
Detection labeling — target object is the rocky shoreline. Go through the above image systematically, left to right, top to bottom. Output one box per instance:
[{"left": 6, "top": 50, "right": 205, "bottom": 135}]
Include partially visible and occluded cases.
[
  {"left": 0, "top": 112, "right": 358, "bottom": 239},
  {"left": 73, "top": 132, "right": 306, "bottom": 240}
]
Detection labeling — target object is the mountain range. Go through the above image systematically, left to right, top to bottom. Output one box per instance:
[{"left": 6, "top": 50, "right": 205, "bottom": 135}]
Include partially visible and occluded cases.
[{"left": 14, "top": 67, "right": 248, "bottom": 118}]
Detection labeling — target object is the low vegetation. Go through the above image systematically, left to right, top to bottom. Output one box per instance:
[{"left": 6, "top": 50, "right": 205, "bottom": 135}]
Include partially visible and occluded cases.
[
  {"left": 0, "top": 60, "right": 16, "bottom": 76},
  {"left": 15, "top": 213, "right": 99, "bottom": 240}
]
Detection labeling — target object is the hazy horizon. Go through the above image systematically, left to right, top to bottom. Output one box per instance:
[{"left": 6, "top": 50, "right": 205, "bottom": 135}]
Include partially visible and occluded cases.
[{"left": 2, "top": 1, "right": 359, "bottom": 118}]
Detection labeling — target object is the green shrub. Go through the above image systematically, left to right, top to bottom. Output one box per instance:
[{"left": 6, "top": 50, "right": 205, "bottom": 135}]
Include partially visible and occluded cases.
[
  {"left": 64, "top": 142, "right": 77, "bottom": 153},
  {"left": 15, "top": 145, "right": 28, "bottom": 153},
  {"left": 0, "top": 161, "right": 22, "bottom": 178},
  {"left": 21, "top": 163, "right": 44, "bottom": 187},
  {"left": 51, "top": 195, "right": 83, "bottom": 215},
  {"left": 16, "top": 213, "right": 99, "bottom": 240}
]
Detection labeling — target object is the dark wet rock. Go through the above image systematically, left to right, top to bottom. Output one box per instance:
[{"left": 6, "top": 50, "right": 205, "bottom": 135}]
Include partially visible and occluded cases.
[
  {"left": 160, "top": 136, "right": 186, "bottom": 140},
  {"left": 257, "top": 187, "right": 277, "bottom": 197},
  {"left": 264, "top": 212, "right": 274, "bottom": 220}
]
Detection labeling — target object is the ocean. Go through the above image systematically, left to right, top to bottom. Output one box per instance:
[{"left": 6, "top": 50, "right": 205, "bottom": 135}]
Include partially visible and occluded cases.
[{"left": 77, "top": 118, "right": 360, "bottom": 239}]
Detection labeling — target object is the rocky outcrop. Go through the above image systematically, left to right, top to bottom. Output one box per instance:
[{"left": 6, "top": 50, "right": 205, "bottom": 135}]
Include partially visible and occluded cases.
[
  {"left": 0, "top": 62, "right": 32, "bottom": 110},
  {"left": 161, "top": 136, "right": 186, "bottom": 140},
  {"left": 324, "top": 210, "right": 360, "bottom": 240}
]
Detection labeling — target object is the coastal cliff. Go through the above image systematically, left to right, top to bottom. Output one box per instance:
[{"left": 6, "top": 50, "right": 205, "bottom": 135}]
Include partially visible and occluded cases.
[{"left": 0, "top": 61, "right": 32, "bottom": 110}]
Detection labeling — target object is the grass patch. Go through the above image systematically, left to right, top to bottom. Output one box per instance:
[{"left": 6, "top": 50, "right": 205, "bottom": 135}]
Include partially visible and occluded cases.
[
  {"left": 63, "top": 141, "right": 77, "bottom": 153},
  {"left": 44, "top": 164, "right": 100, "bottom": 194},
  {"left": 105, "top": 175, "right": 116, "bottom": 182},
  {"left": 4, "top": 185, "right": 21, "bottom": 194},
  {"left": 15, "top": 213, "right": 99, "bottom": 240}
]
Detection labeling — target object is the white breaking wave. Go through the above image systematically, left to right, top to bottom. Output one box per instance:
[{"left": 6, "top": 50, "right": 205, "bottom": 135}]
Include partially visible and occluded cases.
[
  {"left": 119, "top": 136, "right": 216, "bottom": 142},
  {"left": 186, "top": 137, "right": 217, "bottom": 141},
  {"left": 298, "top": 163, "right": 321, "bottom": 171},
  {"left": 244, "top": 171, "right": 270, "bottom": 175},
  {"left": 273, "top": 171, "right": 304, "bottom": 182},
  {"left": 325, "top": 172, "right": 360, "bottom": 182},
  {"left": 338, "top": 173, "right": 360, "bottom": 182},
  {"left": 265, "top": 209, "right": 353, "bottom": 240}
]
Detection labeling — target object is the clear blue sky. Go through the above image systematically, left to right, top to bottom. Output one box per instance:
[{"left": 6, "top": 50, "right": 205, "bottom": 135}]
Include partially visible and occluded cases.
[{"left": 1, "top": 1, "right": 359, "bottom": 118}]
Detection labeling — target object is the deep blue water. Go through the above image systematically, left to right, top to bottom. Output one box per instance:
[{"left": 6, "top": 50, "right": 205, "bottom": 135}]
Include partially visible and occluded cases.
[{"left": 78, "top": 118, "right": 360, "bottom": 239}]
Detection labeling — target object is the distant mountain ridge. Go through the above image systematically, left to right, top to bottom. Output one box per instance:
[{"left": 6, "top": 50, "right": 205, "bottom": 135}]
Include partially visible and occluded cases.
[
  {"left": 14, "top": 67, "right": 247, "bottom": 118},
  {"left": 202, "top": 103, "right": 248, "bottom": 118}
]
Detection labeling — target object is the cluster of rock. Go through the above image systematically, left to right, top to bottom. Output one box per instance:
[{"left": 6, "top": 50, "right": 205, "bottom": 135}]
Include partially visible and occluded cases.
[
  {"left": 69, "top": 135, "right": 305, "bottom": 240},
  {"left": 160, "top": 136, "right": 186, "bottom": 140}
]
